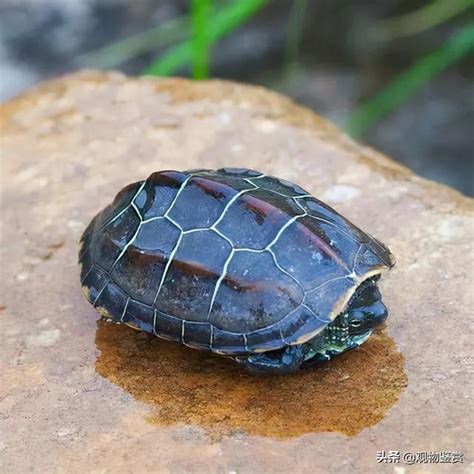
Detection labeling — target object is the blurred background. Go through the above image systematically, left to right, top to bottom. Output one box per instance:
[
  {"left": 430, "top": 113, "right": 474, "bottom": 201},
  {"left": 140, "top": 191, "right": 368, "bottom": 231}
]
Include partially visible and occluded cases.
[{"left": 1, "top": 0, "right": 472, "bottom": 195}]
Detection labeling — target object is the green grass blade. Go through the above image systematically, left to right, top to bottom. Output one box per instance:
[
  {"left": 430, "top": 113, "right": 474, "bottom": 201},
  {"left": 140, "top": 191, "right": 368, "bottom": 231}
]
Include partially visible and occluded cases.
[
  {"left": 144, "top": 0, "right": 270, "bottom": 76},
  {"left": 192, "top": 0, "right": 212, "bottom": 79},
  {"left": 285, "top": 0, "right": 308, "bottom": 70},
  {"left": 373, "top": 0, "right": 474, "bottom": 39},
  {"left": 78, "top": 17, "right": 190, "bottom": 68},
  {"left": 345, "top": 24, "right": 474, "bottom": 137}
]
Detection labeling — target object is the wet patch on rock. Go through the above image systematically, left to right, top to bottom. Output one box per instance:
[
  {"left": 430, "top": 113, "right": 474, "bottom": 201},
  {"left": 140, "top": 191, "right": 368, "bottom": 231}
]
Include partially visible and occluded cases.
[{"left": 95, "top": 319, "right": 407, "bottom": 438}]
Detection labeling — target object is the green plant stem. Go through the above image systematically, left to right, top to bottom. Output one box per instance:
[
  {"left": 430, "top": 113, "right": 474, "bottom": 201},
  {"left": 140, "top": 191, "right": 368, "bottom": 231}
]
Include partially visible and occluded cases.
[
  {"left": 144, "top": 0, "right": 270, "bottom": 76},
  {"left": 192, "top": 0, "right": 212, "bottom": 79},
  {"left": 285, "top": 0, "right": 308, "bottom": 70},
  {"left": 373, "top": 0, "right": 474, "bottom": 39},
  {"left": 78, "top": 17, "right": 190, "bottom": 68},
  {"left": 345, "top": 24, "right": 474, "bottom": 137}
]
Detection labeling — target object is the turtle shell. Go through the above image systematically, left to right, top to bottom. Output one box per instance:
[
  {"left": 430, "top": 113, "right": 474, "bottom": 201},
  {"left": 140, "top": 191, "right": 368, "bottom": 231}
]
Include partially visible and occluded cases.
[{"left": 79, "top": 168, "right": 395, "bottom": 355}]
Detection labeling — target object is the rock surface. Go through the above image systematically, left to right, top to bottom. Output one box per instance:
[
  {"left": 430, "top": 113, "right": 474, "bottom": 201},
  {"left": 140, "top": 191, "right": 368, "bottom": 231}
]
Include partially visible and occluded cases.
[{"left": 1, "top": 71, "right": 472, "bottom": 473}]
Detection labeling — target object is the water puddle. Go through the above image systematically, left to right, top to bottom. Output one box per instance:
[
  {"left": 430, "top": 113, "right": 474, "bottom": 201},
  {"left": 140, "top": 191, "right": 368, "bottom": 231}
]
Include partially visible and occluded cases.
[{"left": 95, "top": 319, "right": 406, "bottom": 438}]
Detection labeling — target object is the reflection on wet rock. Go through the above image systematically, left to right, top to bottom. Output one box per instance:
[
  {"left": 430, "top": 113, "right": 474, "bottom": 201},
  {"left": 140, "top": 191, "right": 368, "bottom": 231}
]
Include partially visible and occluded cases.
[{"left": 95, "top": 320, "right": 406, "bottom": 438}]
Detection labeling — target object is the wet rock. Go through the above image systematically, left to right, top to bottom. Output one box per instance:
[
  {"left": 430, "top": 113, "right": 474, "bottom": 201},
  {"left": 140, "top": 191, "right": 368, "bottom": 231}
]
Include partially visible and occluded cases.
[
  {"left": 1, "top": 71, "right": 471, "bottom": 473},
  {"left": 95, "top": 320, "right": 405, "bottom": 439}
]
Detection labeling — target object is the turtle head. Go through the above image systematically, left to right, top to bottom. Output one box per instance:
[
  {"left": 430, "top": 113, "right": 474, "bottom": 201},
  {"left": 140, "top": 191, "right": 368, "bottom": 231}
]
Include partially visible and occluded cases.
[
  {"left": 306, "top": 278, "right": 388, "bottom": 362},
  {"left": 343, "top": 278, "right": 387, "bottom": 337}
]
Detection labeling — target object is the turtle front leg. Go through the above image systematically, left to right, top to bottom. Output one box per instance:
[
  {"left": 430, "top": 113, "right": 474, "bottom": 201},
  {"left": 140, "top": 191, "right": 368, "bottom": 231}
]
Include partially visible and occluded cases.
[{"left": 235, "top": 345, "right": 308, "bottom": 375}]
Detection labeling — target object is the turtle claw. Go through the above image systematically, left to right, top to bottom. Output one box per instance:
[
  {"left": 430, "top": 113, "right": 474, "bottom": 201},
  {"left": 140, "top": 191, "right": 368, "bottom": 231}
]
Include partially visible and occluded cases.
[{"left": 236, "top": 345, "right": 308, "bottom": 375}]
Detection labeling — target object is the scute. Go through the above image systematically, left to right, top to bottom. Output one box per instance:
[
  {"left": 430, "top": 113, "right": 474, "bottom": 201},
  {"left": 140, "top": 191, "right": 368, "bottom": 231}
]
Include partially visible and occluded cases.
[
  {"left": 79, "top": 168, "right": 394, "bottom": 355},
  {"left": 134, "top": 171, "right": 188, "bottom": 220},
  {"left": 167, "top": 177, "right": 235, "bottom": 230},
  {"left": 98, "top": 181, "right": 144, "bottom": 229},
  {"left": 216, "top": 188, "right": 303, "bottom": 250},
  {"left": 298, "top": 196, "right": 369, "bottom": 243},
  {"left": 94, "top": 207, "right": 141, "bottom": 271},
  {"left": 271, "top": 216, "right": 357, "bottom": 291},
  {"left": 110, "top": 218, "right": 181, "bottom": 305},
  {"left": 133, "top": 218, "right": 181, "bottom": 253},
  {"left": 156, "top": 230, "right": 232, "bottom": 321},
  {"left": 110, "top": 249, "right": 166, "bottom": 306},
  {"left": 208, "top": 251, "right": 304, "bottom": 333},
  {"left": 81, "top": 264, "right": 108, "bottom": 305},
  {"left": 303, "top": 276, "right": 356, "bottom": 324},
  {"left": 93, "top": 280, "right": 129, "bottom": 321},
  {"left": 122, "top": 299, "right": 155, "bottom": 333},
  {"left": 278, "top": 305, "right": 326, "bottom": 345},
  {"left": 153, "top": 310, "right": 182, "bottom": 341},
  {"left": 182, "top": 321, "right": 212, "bottom": 350},
  {"left": 211, "top": 328, "right": 248, "bottom": 355}
]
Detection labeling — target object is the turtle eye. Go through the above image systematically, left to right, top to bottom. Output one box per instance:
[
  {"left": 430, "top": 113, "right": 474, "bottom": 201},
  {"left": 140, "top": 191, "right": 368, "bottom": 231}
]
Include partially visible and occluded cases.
[{"left": 350, "top": 320, "right": 362, "bottom": 328}]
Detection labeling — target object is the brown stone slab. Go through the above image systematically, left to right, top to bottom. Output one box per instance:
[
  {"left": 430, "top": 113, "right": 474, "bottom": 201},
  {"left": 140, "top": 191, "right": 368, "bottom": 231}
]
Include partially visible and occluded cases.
[{"left": 1, "top": 72, "right": 472, "bottom": 473}]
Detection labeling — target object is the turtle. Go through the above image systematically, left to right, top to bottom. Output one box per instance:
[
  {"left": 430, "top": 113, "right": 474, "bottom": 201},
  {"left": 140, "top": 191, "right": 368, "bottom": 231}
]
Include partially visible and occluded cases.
[{"left": 79, "top": 168, "right": 395, "bottom": 374}]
